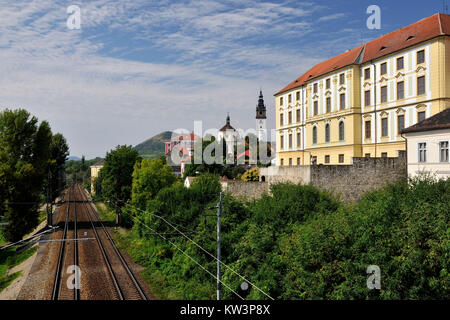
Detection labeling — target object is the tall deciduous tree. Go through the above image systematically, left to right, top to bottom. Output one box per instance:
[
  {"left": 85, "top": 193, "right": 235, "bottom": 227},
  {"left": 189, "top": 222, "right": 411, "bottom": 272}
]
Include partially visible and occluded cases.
[
  {"left": 0, "top": 109, "right": 53, "bottom": 241},
  {"left": 48, "top": 133, "right": 69, "bottom": 202},
  {"left": 101, "top": 145, "right": 141, "bottom": 209},
  {"left": 131, "top": 158, "right": 177, "bottom": 209}
]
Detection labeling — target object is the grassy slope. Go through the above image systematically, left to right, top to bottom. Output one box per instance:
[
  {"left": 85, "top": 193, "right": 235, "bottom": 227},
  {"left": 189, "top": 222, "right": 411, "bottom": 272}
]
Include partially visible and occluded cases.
[{"left": 0, "top": 246, "right": 37, "bottom": 293}]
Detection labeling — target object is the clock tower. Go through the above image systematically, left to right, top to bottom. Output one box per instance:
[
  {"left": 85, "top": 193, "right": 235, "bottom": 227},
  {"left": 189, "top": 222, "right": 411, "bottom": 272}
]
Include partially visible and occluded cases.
[{"left": 256, "top": 90, "right": 267, "bottom": 141}]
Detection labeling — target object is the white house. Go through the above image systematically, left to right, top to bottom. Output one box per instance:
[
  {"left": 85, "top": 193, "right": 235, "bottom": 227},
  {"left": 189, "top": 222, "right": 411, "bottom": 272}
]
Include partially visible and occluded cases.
[
  {"left": 402, "top": 108, "right": 450, "bottom": 179},
  {"left": 217, "top": 114, "right": 239, "bottom": 157}
]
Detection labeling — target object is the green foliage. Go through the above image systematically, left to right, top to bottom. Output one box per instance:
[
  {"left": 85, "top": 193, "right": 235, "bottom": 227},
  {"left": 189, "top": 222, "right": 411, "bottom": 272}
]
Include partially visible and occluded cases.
[
  {"left": 0, "top": 109, "right": 53, "bottom": 242},
  {"left": 48, "top": 133, "right": 69, "bottom": 201},
  {"left": 101, "top": 145, "right": 141, "bottom": 209},
  {"left": 65, "top": 157, "right": 102, "bottom": 186},
  {"left": 131, "top": 158, "right": 177, "bottom": 209},
  {"left": 241, "top": 168, "right": 259, "bottom": 182},
  {"left": 116, "top": 171, "right": 448, "bottom": 300},
  {"left": 93, "top": 175, "right": 103, "bottom": 200},
  {"left": 278, "top": 178, "right": 450, "bottom": 300}
]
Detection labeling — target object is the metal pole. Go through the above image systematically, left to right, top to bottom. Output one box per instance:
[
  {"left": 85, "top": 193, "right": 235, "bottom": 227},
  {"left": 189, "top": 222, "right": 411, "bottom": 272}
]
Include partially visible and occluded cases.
[
  {"left": 217, "top": 192, "right": 222, "bottom": 300},
  {"left": 116, "top": 203, "right": 121, "bottom": 226}
]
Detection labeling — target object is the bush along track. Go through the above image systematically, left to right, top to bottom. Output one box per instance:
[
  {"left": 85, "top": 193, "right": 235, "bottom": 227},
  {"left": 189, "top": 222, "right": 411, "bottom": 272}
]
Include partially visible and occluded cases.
[{"left": 100, "top": 158, "right": 450, "bottom": 300}]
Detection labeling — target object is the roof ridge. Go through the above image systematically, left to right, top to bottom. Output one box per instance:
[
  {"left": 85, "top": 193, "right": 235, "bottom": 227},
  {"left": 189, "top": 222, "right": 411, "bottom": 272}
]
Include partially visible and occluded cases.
[
  {"left": 438, "top": 12, "right": 444, "bottom": 34},
  {"left": 276, "top": 13, "right": 445, "bottom": 96},
  {"left": 366, "top": 13, "right": 439, "bottom": 44},
  {"left": 355, "top": 45, "right": 366, "bottom": 64}
]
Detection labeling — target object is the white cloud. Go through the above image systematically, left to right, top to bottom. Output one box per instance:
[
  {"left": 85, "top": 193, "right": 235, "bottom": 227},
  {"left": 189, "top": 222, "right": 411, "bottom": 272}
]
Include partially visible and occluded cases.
[
  {"left": 0, "top": 0, "right": 356, "bottom": 158},
  {"left": 318, "top": 13, "right": 346, "bottom": 22}
]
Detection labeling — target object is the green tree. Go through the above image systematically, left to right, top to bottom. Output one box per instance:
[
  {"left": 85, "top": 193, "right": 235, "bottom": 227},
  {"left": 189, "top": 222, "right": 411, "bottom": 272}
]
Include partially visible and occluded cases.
[
  {"left": 0, "top": 109, "right": 53, "bottom": 241},
  {"left": 48, "top": 133, "right": 69, "bottom": 202},
  {"left": 101, "top": 145, "right": 140, "bottom": 209},
  {"left": 131, "top": 158, "right": 177, "bottom": 209},
  {"left": 93, "top": 173, "right": 104, "bottom": 199},
  {"left": 278, "top": 178, "right": 450, "bottom": 300}
]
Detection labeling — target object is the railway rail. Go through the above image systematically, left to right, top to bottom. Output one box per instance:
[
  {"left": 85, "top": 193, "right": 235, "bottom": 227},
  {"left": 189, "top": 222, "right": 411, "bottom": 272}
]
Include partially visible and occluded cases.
[{"left": 50, "top": 183, "right": 147, "bottom": 300}]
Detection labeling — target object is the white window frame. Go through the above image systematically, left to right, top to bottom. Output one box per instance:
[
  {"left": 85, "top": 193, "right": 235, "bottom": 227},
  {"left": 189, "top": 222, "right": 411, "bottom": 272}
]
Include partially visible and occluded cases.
[
  {"left": 439, "top": 140, "right": 449, "bottom": 163},
  {"left": 418, "top": 142, "right": 427, "bottom": 163}
]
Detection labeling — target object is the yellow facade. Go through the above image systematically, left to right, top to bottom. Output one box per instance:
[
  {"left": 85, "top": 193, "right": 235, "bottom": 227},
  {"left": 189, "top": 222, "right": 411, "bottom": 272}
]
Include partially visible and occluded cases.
[
  {"left": 276, "top": 35, "right": 450, "bottom": 166},
  {"left": 90, "top": 163, "right": 103, "bottom": 194}
]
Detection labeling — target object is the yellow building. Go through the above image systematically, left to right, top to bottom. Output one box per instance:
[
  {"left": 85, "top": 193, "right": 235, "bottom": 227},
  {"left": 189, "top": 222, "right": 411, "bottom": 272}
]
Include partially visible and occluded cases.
[
  {"left": 275, "top": 13, "right": 450, "bottom": 165},
  {"left": 90, "top": 159, "right": 104, "bottom": 194}
]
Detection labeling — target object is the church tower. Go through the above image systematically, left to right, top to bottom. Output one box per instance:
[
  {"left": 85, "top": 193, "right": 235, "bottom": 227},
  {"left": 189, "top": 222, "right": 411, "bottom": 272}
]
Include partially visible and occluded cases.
[{"left": 256, "top": 90, "right": 267, "bottom": 141}]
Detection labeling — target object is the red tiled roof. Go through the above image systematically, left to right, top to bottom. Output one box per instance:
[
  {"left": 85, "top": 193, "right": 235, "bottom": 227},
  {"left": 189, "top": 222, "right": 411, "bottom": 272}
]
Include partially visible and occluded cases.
[
  {"left": 276, "top": 13, "right": 450, "bottom": 96},
  {"left": 362, "top": 13, "right": 450, "bottom": 63},
  {"left": 275, "top": 45, "right": 364, "bottom": 95},
  {"left": 402, "top": 108, "right": 450, "bottom": 134},
  {"left": 236, "top": 149, "right": 251, "bottom": 160}
]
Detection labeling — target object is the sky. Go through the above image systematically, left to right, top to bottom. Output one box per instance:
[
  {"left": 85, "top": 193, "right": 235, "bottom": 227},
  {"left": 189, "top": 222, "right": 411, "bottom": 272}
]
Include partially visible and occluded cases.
[{"left": 0, "top": 0, "right": 444, "bottom": 158}]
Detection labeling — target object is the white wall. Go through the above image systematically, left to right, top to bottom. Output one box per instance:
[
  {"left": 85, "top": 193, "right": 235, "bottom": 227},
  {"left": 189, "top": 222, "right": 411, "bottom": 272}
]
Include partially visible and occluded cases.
[{"left": 405, "top": 129, "right": 450, "bottom": 179}]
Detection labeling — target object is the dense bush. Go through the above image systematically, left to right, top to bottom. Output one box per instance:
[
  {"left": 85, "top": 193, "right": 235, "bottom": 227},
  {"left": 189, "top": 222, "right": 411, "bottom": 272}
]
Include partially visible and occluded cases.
[
  {"left": 123, "top": 171, "right": 449, "bottom": 300},
  {"left": 279, "top": 177, "right": 449, "bottom": 300}
]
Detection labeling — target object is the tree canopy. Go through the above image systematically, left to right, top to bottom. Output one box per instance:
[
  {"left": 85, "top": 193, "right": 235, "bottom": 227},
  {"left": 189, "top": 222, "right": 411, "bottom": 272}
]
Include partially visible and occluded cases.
[
  {"left": 0, "top": 109, "right": 68, "bottom": 241},
  {"left": 100, "top": 145, "right": 141, "bottom": 208}
]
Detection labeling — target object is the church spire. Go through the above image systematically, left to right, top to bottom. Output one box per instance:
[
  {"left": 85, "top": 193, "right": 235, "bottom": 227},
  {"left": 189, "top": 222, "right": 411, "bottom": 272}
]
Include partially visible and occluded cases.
[
  {"left": 256, "top": 90, "right": 266, "bottom": 119},
  {"left": 226, "top": 112, "right": 230, "bottom": 125}
]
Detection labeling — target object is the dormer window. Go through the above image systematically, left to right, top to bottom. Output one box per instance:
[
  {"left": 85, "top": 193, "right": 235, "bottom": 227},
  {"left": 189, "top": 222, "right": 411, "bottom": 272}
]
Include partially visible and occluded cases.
[
  {"left": 406, "top": 35, "right": 415, "bottom": 41},
  {"left": 380, "top": 46, "right": 387, "bottom": 51}
]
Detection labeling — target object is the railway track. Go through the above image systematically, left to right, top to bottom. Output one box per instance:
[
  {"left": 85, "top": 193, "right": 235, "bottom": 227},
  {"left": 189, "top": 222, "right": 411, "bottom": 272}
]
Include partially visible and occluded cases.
[
  {"left": 51, "top": 183, "right": 146, "bottom": 300},
  {"left": 77, "top": 184, "right": 147, "bottom": 300},
  {"left": 52, "top": 185, "right": 79, "bottom": 300}
]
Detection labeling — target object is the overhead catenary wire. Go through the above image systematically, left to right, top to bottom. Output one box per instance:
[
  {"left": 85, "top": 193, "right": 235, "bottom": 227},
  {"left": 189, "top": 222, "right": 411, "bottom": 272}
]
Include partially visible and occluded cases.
[
  {"left": 109, "top": 196, "right": 216, "bottom": 241},
  {"left": 111, "top": 196, "right": 275, "bottom": 300},
  {"left": 130, "top": 213, "right": 245, "bottom": 300}
]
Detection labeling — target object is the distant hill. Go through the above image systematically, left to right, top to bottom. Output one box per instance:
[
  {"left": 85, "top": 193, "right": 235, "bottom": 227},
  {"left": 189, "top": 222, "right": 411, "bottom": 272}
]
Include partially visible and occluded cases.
[
  {"left": 134, "top": 131, "right": 173, "bottom": 159},
  {"left": 68, "top": 156, "right": 81, "bottom": 161}
]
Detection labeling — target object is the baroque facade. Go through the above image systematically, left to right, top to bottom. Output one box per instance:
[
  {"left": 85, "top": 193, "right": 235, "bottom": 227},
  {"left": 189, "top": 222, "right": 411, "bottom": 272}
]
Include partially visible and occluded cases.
[{"left": 275, "top": 13, "right": 450, "bottom": 165}]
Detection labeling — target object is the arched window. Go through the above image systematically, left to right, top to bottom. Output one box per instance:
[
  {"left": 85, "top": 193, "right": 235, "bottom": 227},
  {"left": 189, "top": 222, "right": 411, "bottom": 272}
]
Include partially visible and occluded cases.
[
  {"left": 339, "top": 121, "right": 345, "bottom": 141},
  {"left": 325, "top": 124, "right": 330, "bottom": 143},
  {"left": 312, "top": 126, "right": 317, "bottom": 144}
]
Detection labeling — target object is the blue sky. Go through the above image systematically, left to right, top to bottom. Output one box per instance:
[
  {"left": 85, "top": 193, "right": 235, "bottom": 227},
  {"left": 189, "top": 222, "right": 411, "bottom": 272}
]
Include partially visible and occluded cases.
[{"left": 0, "top": 0, "right": 444, "bottom": 158}]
